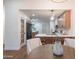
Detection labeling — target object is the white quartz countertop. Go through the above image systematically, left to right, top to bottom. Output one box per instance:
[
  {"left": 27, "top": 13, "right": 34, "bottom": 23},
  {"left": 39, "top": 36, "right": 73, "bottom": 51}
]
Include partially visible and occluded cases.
[{"left": 35, "top": 34, "right": 75, "bottom": 37}]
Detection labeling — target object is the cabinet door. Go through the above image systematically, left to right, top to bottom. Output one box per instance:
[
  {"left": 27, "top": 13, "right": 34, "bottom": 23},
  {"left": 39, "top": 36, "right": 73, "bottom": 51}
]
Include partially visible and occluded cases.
[
  {"left": 63, "top": 10, "right": 71, "bottom": 29},
  {"left": 40, "top": 37, "right": 46, "bottom": 45},
  {"left": 40, "top": 37, "right": 55, "bottom": 45},
  {"left": 45, "top": 37, "right": 52, "bottom": 44}
]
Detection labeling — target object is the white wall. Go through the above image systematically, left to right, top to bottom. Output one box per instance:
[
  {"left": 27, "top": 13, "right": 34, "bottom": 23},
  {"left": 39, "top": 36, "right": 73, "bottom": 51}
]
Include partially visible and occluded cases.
[
  {"left": 4, "top": 0, "right": 74, "bottom": 50},
  {"left": 4, "top": 0, "right": 30, "bottom": 50},
  {"left": 4, "top": 0, "right": 20, "bottom": 50},
  {"left": 50, "top": 21, "right": 55, "bottom": 34},
  {"left": 34, "top": 22, "right": 42, "bottom": 34},
  {"left": 42, "top": 22, "right": 50, "bottom": 34}
]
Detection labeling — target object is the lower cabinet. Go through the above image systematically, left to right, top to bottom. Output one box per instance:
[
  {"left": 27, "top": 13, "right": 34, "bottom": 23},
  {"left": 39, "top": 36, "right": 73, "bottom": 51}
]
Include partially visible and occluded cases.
[
  {"left": 36, "top": 36, "right": 75, "bottom": 45},
  {"left": 39, "top": 37, "right": 64, "bottom": 45},
  {"left": 40, "top": 37, "right": 55, "bottom": 45}
]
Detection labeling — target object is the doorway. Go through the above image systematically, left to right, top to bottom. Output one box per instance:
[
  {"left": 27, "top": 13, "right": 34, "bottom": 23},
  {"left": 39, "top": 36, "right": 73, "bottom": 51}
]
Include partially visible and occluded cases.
[{"left": 26, "top": 23, "right": 32, "bottom": 39}]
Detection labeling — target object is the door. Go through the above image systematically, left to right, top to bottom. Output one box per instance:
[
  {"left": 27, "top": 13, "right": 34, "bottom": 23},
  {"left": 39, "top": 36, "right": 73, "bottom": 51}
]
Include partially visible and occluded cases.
[
  {"left": 20, "top": 19, "right": 25, "bottom": 44},
  {"left": 26, "top": 23, "right": 32, "bottom": 39}
]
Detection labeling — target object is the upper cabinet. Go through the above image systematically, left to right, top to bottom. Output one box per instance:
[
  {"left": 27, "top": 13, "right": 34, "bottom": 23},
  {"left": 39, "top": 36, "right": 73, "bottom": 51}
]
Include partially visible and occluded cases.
[{"left": 63, "top": 10, "right": 71, "bottom": 30}]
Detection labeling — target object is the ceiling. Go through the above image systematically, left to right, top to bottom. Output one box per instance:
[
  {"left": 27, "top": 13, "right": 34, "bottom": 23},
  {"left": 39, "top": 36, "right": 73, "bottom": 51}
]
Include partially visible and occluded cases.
[{"left": 20, "top": 9, "right": 66, "bottom": 22}]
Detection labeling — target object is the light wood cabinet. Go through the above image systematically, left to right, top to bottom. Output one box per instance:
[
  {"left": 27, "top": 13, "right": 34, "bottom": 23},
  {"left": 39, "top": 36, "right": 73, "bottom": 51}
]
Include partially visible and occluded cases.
[{"left": 63, "top": 10, "right": 71, "bottom": 29}]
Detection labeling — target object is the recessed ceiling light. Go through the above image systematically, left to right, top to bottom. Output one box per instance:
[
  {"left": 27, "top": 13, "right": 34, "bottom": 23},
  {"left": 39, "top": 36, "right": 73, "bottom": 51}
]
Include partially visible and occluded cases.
[
  {"left": 32, "top": 13, "right": 35, "bottom": 16},
  {"left": 50, "top": 16, "right": 54, "bottom": 21}
]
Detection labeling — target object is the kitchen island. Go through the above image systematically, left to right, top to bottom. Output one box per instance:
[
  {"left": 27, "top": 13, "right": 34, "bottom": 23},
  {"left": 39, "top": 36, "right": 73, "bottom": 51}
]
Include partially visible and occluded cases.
[{"left": 35, "top": 34, "right": 75, "bottom": 45}]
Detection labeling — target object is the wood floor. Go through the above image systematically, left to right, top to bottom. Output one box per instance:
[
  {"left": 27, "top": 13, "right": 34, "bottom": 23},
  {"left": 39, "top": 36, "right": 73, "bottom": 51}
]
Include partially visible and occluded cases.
[{"left": 3, "top": 45, "right": 28, "bottom": 59}]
